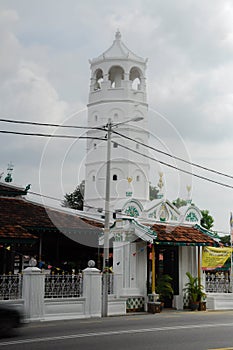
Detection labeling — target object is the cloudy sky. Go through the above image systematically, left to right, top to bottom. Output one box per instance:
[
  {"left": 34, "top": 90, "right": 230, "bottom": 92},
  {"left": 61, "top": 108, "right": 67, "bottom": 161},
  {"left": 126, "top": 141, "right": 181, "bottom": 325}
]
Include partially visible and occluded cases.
[{"left": 0, "top": 0, "right": 233, "bottom": 234}]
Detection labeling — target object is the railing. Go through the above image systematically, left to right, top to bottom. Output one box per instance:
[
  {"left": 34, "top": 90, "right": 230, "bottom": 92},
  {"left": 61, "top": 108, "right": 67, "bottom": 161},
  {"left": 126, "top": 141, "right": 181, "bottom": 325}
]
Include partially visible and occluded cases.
[
  {"left": 205, "top": 271, "right": 231, "bottom": 293},
  {"left": 44, "top": 273, "right": 83, "bottom": 298},
  {"left": 0, "top": 274, "right": 22, "bottom": 300}
]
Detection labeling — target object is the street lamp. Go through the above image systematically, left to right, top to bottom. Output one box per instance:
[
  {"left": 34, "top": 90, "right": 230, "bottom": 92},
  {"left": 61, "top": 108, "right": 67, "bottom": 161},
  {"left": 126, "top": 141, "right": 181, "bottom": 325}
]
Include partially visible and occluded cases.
[{"left": 102, "top": 116, "right": 143, "bottom": 317}]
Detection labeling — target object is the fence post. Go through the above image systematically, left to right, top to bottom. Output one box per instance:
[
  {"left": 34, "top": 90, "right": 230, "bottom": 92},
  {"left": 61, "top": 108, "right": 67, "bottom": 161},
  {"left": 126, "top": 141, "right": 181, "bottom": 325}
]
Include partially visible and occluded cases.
[
  {"left": 22, "top": 260, "right": 45, "bottom": 321},
  {"left": 83, "top": 261, "right": 102, "bottom": 317}
]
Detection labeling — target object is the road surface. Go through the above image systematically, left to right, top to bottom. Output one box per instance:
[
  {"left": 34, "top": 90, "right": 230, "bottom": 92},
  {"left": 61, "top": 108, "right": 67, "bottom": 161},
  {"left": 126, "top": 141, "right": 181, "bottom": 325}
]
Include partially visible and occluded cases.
[{"left": 1, "top": 310, "right": 233, "bottom": 350}]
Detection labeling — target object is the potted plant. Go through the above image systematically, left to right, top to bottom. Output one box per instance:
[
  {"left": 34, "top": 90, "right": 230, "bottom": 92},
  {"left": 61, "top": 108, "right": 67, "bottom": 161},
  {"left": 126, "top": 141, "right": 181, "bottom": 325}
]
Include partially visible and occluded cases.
[
  {"left": 183, "top": 272, "right": 205, "bottom": 311},
  {"left": 156, "top": 274, "right": 174, "bottom": 309}
]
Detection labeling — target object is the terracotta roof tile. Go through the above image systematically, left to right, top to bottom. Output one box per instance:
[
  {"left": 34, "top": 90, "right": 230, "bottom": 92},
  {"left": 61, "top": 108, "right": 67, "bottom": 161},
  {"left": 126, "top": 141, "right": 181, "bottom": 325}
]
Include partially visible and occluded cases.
[
  {"left": 0, "top": 197, "right": 103, "bottom": 236},
  {"left": 149, "top": 223, "right": 218, "bottom": 246},
  {"left": 0, "top": 225, "right": 37, "bottom": 240}
]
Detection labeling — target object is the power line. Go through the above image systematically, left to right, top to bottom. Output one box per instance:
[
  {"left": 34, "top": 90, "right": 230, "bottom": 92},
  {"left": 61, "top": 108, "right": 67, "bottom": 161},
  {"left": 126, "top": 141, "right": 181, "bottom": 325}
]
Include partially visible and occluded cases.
[
  {"left": 1, "top": 117, "right": 233, "bottom": 181},
  {"left": 0, "top": 118, "right": 104, "bottom": 130},
  {"left": 1, "top": 118, "right": 233, "bottom": 189},
  {"left": 1, "top": 128, "right": 233, "bottom": 189},
  {"left": 112, "top": 129, "right": 233, "bottom": 181},
  {"left": 0, "top": 130, "right": 105, "bottom": 140},
  {"left": 115, "top": 140, "right": 233, "bottom": 190},
  {"left": 28, "top": 191, "right": 115, "bottom": 217}
]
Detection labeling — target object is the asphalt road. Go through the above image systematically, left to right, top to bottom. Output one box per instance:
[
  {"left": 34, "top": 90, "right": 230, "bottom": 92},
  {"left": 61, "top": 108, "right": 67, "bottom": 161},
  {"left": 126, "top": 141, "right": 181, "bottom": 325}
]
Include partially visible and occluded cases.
[{"left": 1, "top": 310, "right": 233, "bottom": 350}]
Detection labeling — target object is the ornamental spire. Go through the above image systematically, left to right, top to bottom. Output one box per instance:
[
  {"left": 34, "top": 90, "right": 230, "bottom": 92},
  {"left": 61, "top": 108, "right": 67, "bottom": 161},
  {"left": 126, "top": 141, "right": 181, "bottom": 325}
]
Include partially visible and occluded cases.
[
  {"left": 115, "top": 29, "right": 121, "bottom": 40},
  {"left": 5, "top": 162, "right": 14, "bottom": 183},
  {"left": 157, "top": 172, "right": 164, "bottom": 199},
  {"left": 186, "top": 185, "right": 192, "bottom": 204}
]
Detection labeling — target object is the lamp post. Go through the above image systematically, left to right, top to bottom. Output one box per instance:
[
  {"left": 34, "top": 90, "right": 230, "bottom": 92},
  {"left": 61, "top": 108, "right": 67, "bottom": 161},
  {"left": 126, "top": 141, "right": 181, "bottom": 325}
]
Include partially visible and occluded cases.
[{"left": 102, "top": 116, "right": 143, "bottom": 317}]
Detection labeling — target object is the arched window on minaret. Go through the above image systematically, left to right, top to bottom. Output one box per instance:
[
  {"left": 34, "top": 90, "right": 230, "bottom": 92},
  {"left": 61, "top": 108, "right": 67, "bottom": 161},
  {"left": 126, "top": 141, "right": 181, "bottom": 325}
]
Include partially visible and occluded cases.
[
  {"left": 108, "top": 66, "right": 124, "bottom": 88},
  {"left": 130, "top": 67, "right": 142, "bottom": 90},
  {"left": 94, "top": 69, "right": 103, "bottom": 90},
  {"left": 113, "top": 174, "right": 118, "bottom": 181}
]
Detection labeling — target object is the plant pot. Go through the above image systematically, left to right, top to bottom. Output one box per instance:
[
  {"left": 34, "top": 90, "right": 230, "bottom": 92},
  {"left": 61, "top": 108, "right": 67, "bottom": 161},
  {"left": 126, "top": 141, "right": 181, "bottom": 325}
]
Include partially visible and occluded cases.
[
  {"left": 198, "top": 301, "right": 206, "bottom": 311},
  {"left": 147, "top": 302, "right": 161, "bottom": 313},
  {"left": 190, "top": 302, "right": 199, "bottom": 311}
]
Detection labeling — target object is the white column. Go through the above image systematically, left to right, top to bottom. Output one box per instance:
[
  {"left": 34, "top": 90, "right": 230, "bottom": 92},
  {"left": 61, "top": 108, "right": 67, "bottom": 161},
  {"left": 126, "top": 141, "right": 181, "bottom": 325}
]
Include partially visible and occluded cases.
[
  {"left": 113, "top": 241, "right": 124, "bottom": 297},
  {"left": 22, "top": 266, "right": 45, "bottom": 321},
  {"left": 83, "top": 266, "right": 102, "bottom": 317}
]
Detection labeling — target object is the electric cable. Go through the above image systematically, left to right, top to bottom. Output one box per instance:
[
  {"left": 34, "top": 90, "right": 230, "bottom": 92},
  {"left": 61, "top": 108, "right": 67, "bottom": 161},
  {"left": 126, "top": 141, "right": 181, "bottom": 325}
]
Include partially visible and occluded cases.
[
  {"left": 1, "top": 117, "right": 232, "bottom": 181},
  {"left": 0, "top": 118, "right": 105, "bottom": 130},
  {"left": 1, "top": 119, "right": 233, "bottom": 189},
  {"left": 1, "top": 128, "right": 233, "bottom": 189},
  {"left": 112, "top": 129, "right": 233, "bottom": 180},
  {"left": 0, "top": 130, "right": 105, "bottom": 140},
  {"left": 115, "top": 140, "right": 233, "bottom": 190}
]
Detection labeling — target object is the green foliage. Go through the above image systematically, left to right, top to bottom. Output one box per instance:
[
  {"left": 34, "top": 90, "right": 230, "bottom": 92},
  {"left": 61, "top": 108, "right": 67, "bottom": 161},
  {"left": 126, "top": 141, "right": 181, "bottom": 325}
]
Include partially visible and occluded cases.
[
  {"left": 62, "top": 180, "right": 85, "bottom": 210},
  {"left": 149, "top": 184, "right": 159, "bottom": 200},
  {"left": 172, "top": 198, "right": 187, "bottom": 208},
  {"left": 201, "top": 210, "right": 214, "bottom": 230},
  {"left": 220, "top": 235, "right": 231, "bottom": 246},
  {"left": 183, "top": 272, "right": 205, "bottom": 303},
  {"left": 156, "top": 274, "right": 174, "bottom": 302}
]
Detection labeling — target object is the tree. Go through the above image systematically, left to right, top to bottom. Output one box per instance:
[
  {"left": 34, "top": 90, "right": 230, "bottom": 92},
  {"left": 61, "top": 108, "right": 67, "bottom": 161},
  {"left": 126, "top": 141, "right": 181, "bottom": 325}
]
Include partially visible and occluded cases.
[
  {"left": 62, "top": 180, "right": 85, "bottom": 210},
  {"left": 63, "top": 181, "right": 160, "bottom": 210},
  {"left": 149, "top": 184, "right": 159, "bottom": 200},
  {"left": 172, "top": 198, "right": 187, "bottom": 209},
  {"left": 200, "top": 209, "right": 214, "bottom": 230},
  {"left": 220, "top": 235, "right": 231, "bottom": 246}
]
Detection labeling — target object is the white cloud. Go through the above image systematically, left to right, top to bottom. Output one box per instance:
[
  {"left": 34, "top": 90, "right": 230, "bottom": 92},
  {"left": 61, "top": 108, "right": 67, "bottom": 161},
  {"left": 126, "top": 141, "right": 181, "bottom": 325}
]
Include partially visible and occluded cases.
[{"left": 0, "top": 0, "right": 232, "bottom": 233}]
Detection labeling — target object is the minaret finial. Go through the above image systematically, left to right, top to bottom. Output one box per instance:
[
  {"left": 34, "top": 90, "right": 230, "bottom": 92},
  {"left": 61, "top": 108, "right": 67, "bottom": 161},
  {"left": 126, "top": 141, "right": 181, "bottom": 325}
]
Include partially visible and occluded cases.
[
  {"left": 115, "top": 29, "right": 121, "bottom": 40},
  {"left": 5, "top": 162, "right": 14, "bottom": 183},
  {"left": 157, "top": 172, "right": 164, "bottom": 199},
  {"left": 186, "top": 185, "right": 192, "bottom": 204}
]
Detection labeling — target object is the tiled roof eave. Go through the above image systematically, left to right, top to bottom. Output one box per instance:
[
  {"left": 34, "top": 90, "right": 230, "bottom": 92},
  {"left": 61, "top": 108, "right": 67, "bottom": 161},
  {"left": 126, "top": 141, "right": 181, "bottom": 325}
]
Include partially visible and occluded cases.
[
  {"left": 149, "top": 223, "right": 220, "bottom": 247},
  {"left": 194, "top": 224, "right": 220, "bottom": 239},
  {"left": 26, "top": 226, "right": 102, "bottom": 234},
  {"left": 0, "top": 237, "right": 37, "bottom": 244},
  {"left": 154, "top": 240, "right": 219, "bottom": 247}
]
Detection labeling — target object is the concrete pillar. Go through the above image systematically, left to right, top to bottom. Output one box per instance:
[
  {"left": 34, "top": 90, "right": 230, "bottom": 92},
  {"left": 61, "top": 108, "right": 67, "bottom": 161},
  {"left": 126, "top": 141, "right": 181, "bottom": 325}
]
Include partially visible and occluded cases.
[
  {"left": 113, "top": 241, "right": 124, "bottom": 297},
  {"left": 83, "top": 263, "right": 102, "bottom": 317},
  {"left": 22, "top": 266, "right": 45, "bottom": 321}
]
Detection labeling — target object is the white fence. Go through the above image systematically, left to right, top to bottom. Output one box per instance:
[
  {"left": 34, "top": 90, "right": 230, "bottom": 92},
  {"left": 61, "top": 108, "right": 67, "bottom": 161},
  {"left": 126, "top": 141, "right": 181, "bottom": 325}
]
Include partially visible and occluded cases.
[
  {"left": 0, "top": 267, "right": 124, "bottom": 321},
  {"left": 204, "top": 271, "right": 231, "bottom": 293},
  {"left": 0, "top": 274, "right": 22, "bottom": 300},
  {"left": 44, "top": 274, "right": 83, "bottom": 298}
]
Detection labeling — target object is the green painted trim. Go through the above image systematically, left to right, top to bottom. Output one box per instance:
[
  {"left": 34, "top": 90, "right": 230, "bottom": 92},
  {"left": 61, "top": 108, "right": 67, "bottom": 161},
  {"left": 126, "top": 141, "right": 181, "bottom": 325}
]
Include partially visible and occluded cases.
[{"left": 194, "top": 224, "right": 220, "bottom": 240}]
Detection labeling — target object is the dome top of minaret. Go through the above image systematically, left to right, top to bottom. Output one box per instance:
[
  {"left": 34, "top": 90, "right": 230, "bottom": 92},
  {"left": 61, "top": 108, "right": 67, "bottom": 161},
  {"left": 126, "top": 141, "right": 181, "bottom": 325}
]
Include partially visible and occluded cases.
[{"left": 90, "top": 30, "right": 147, "bottom": 64}]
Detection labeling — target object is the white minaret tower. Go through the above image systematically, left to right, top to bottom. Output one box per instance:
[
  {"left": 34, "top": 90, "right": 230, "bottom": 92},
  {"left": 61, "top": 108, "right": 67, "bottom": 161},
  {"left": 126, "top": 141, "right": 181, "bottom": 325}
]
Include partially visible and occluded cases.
[{"left": 84, "top": 31, "right": 150, "bottom": 215}]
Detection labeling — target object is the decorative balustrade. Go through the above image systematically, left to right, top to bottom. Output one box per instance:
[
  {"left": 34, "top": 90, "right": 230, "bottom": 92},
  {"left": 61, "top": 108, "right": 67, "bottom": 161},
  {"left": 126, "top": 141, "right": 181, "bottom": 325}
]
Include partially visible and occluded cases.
[
  {"left": 205, "top": 271, "right": 231, "bottom": 293},
  {"left": 44, "top": 273, "right": 83, "bottom": 298},
  {"left": 0, "top": 274, "right": 22, "bottom": 300}
]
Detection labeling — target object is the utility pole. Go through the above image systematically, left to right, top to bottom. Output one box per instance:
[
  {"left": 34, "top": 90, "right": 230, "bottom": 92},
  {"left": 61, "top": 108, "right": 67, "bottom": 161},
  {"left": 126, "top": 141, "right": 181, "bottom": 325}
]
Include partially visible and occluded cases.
[
  {"left": 101, "top": 116, "right": 143, "bottom": 317},
  {"left": 102, "top": 118, "right": 112, "bottom": 317}
]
